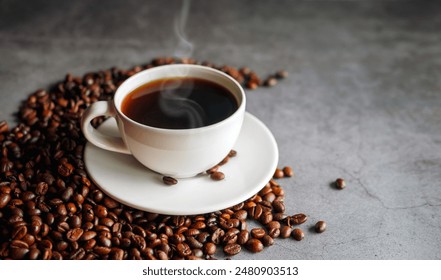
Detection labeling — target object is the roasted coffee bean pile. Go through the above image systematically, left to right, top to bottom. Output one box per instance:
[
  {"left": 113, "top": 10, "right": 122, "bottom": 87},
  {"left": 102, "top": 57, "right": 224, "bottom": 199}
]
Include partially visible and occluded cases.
[{"left": 0, "top": 57, "right": 321, "bottom": 260}]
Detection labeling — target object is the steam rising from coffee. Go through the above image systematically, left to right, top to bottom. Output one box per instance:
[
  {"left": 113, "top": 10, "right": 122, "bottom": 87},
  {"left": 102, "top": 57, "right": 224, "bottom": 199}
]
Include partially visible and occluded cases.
[
  {"left": 158, "top": 0, "right": 205, "bottom": 129},
  {"left": 174, "top": 0, "right": 193, "bottom": 59}
]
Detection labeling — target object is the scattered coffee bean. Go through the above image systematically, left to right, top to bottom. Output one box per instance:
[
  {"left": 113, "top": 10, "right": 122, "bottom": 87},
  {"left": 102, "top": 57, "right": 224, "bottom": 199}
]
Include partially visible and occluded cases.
[
  {"left": 275, "top": 70, "right": 288, "bottom": 79},
  {"left": 264, "top": 77, "right": 277, "bottom": 87},
  {"left": 282, "top": 166, "right": 294, "bottom": 177},
  {"left": 273, "top": 168, "right": 284, "bottom": 179},
  {"left": 210, "top": 171, "right": 225, "bottom": 181},
  {"left": 162, "top": 176, "right": 178, "bottom": 185},
  {"left": 336, "top": 178, "right": 346, "bottom": 189},
  {"left": 315, "top": 221, "right": 327, "bottom": 233},
  {"left": 291, "top": 228, "right": 304, "bottom": 241},
  {"left": 245, "top": 238, "right": 263, "bottom": 253}
]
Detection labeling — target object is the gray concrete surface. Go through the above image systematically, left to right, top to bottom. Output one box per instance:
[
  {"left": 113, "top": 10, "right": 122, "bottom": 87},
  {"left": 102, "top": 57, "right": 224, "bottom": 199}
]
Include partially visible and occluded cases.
[{"left": 1, "top": 0, "right": 440, "bottom": 259}]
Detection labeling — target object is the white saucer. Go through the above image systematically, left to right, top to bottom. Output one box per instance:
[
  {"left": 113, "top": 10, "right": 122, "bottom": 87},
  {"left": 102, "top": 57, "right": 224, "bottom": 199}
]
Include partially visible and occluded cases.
[{"left": 84, "top": 112, "right": 278, "bottom": 215}]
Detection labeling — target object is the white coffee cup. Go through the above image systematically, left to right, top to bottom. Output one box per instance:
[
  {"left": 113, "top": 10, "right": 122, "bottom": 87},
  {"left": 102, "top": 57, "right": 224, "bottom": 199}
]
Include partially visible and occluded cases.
[{"left": 80, "top": 64, "right": 246, "bottom": 178}]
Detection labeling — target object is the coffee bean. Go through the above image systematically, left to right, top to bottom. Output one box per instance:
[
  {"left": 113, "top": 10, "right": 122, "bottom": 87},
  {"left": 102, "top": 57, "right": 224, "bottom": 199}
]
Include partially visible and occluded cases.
[
  {"left": 275, "top": 70, "right": 288, "bottom": 79},
  {"left": 264, "top": 77, "right": 277, "bottom": 87},
  {"left": 246, "top": 81, "right": 259, "bottom": 90},
  {"left": 0, "top": 120, "right": 8, "bottom": 133},
  {"left": 228, "top": 150, "right": 237, "bottom": 157},
  {"left": 218, "top": 156, "right": 229, "bottom": 166},
  {"left": 58, "top": 161, "right": 74, "bottom": 177},
  {"left": 206, "top": 165, "right": 219, "bottom": 174},
  {"left": 283, "top": 166, "right": 294, "bottom": 177},
  {"left": 273, "top": 168, "right": 284, "bottom": 179},
  {"left": 210, "top": 171, "right": 225, "bottom": 181},
  {"left": 162, "top": 176, "right": 178, "bottom": 185},
  {"left": 336, "top": 178, "right": 346, "bottom": 189},
  {"left": 259, "top": 185, "right": 272, "bottom": 196},
  {"left": 61, "top": 186, "right": 73, "bottom": 202},
  {"left": 272, "top": 186, "right": 284, "bottom": 196},
  {"left": 263, "top": 192, "right": 276, "bottom": 203},
  {"left": 0, "top": 193, "right": 11, "bottom": 208},
  {"left": 103, "top": 197, "right": 119, "bottom": 209},
  {"left": 272, "top": 201, "right": 285, "bottom": 213},
  {"left": 250, "top": 204, "right": 263, "bottom": 220},
  {"left": 94, "top": 205, "right": 108, "bottom": 218},
  {"left": 233, "top": 209, "right": 248, "bottom": 220},
  {"left": 260, "top": 211, "right": 273, "bottom": 225},
  {"left": 273, "top": 213, "right": 286, "bottom": 221},
  {"left": 290, "top": 213, "right": 307, "bottom": 225},
  {"left": 191, "top": 221, "right": 206, "bottom": 230},
  {"left": 267, "top": 221, "right": 281, "bottom": 230},
  {"left": 315, "top": 221, "right": 327, "bottom": 233},
  {"left": 11, "top": 225, "right": 27, "bottom": 240},
  {"left": 280, "top": 226, "right": 292, "bottom": 238},
  {"left": 66, "top": 228, "right": 84, "bottom": 242},
  {"left": 211, "top": 228, "right": 225, "bottom": 244},
  {"left": 222, "top": 228, "right": 239, "bottom": 244},
  {"left": 251, "top": 228, "right": 266, "bottom": 239},
  {"left": 292, "top": 228, "right": 304, "bottom": 241},
  {"left": 81, "top": 230, "right": 97, "bottom": 241},
  {"left": 197, "top": 232, "right": 210, "bottom": 243},
  {"left": 22, "top": 234, "right": 35, "bottom": 247},
  {"left": 132, "top": 235, "right": 147, "bottom": 249},
  {"left": 262, "top": 235, "right": 274, "bottom": 247},
  {"left": 98, "top": 236, "right": 112, "bottom": 248},
  {"left": 187, "top": 236, "right": 203, "bottom": 249},
  {"left": 245, "top": 238, "right": 263, "bottom": 253},
  {"left": 56, "top": 241, "right": 69, "bottom": 251},
  {"left": 204, "top": 242, "right": 216, "bottom": 255},
  {"left": 177, "top": 243, "right": 192, "bottom": 257},
  {"left": 224, "top": 243, "right": 241, "bottom": 255},
  {"left": 94, "top": 246, "right": 111, "bottom": 255},
  {"left": 10, "top": 247, "right": 29, "bottom": 259},
  {"left": 28, "top": 248, "right": 40, "bottom": 260},
  {"left": 110, "top": 248, "right": 124, "bottom": 260},
  {"left": 193, "top": 248, "right": 204, "bottom": 258},
  {"left": 156, "top": 250, "right": 168, "bottom": 260}
]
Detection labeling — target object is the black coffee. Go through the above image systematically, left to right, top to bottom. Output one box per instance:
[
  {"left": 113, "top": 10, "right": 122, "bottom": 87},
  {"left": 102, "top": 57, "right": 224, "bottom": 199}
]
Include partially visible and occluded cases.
[{"left": 121, "top": 77, "right": 238, "bottom": 129}]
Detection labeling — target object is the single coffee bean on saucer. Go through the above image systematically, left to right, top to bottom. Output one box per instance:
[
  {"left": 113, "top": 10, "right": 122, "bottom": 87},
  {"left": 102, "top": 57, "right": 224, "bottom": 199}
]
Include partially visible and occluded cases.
[
  {"left": 210, "top": 171, "right": 225, "bottom": 181},
  {"left": 163, "top": 176, "right": 178, "bottom": 185}
]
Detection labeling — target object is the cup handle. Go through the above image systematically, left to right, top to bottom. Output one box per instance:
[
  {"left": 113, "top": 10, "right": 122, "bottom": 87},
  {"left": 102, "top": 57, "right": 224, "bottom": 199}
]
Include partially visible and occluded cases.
[{"left": 81, "top": 101, "right": 131, "bottom": 154}]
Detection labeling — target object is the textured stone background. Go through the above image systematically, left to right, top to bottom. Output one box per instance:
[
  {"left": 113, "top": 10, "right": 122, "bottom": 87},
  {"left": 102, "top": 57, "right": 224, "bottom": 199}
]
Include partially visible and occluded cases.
[{"left": 1, "top": 0, "right": 440, "bottom": 259}]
